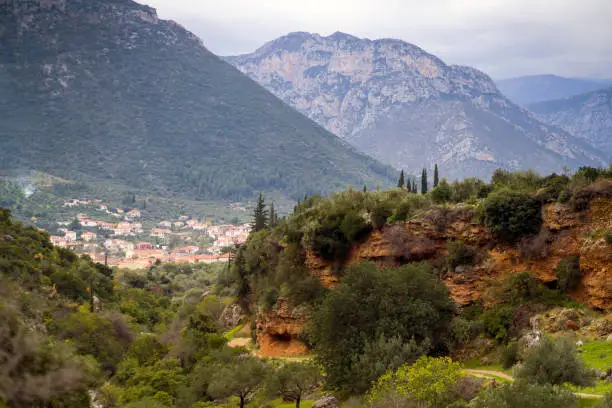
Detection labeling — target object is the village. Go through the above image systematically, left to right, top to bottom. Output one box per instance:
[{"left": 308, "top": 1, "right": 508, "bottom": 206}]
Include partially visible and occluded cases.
[{"left": 48, "top": 198, "right": 250, "bottom": 269}]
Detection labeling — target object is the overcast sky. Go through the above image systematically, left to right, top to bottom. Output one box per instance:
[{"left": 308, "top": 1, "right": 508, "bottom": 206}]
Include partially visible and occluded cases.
[{"left": 144, "top": 0, "right": 612, "bottom": 80}]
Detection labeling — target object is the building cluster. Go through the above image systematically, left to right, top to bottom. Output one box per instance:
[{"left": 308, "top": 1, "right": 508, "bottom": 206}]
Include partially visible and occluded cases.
[{"left": 48, "top": 198, "right": 252, "bottom": 269}]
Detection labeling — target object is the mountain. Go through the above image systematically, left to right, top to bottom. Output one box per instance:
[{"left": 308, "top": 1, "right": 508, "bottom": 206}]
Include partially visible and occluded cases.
[
  {"left": 0, "top": 1, "right": 394, "bottom": 202},
  {"left": 226, "top": 32, "right": 606, "bottom": 180},
  {"left": 496, "top": 75, "right": 611, "bottom": 106},
  {"left": 529, "top": 87, "right": 612, "bottom": 158}
]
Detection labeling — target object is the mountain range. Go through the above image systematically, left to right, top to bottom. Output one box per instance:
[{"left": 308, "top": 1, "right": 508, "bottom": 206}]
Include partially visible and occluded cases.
[
  {"left": 0, "top": 0, "right": 394, "bottom": 202},
  {"left": 226, "top": 32, "right": 607, "bottom": 180},
  {"left": 496, "top": 75, "right": 612, "bottom": 106},
  {"left": 529, "top": 87, "right": 612, "bottom": 158}
]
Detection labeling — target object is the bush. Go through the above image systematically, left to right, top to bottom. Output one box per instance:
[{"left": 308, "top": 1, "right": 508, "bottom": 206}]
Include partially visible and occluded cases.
[
  {"left": 483, "top": 190, "right": 542, "bottom": 243},
  {"left": 518, "top": 229, "right": 551, "bottom": 260},
  {"left": 446, "top": 241, "right": 478, "bottom": 272},
  {"left": 555, "top": 256, "right": 582, "bottom": 292},
  {"left": 309, "top": 262, "right": 454, "bottom": 393},
  {"left": 503, "top": 272, "right": 545, "bottom": 304},
  {"left": 482, "top": 305, "right": 515, "bottom": 343},
  {"left": 447, "top": 317, "right": 483, "bottom": 350},
  {"left": 516, "top": 336, "right": 595, "bottom": 387},
  {"left": 501, "top": 341, "right": 519, "bottom": 369},
  {"left": 366, "top": 356, "right": 465, "bottom": 408},
  {"left": 473, "top": 381, "right": 578, "bottom": 408}
]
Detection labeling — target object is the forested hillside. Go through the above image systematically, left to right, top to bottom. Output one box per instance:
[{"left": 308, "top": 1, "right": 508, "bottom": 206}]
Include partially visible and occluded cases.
[
  {"left": 0, "top": 0, "right": 394, "bottom": 201},
  {"left": 1, "top": 167, "right": 611, "bottom": 407}
]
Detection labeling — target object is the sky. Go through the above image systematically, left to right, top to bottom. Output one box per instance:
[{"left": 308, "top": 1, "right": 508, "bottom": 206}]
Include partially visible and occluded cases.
[{"left": 143, "top": 0, "right": 612, "bottom": 80}]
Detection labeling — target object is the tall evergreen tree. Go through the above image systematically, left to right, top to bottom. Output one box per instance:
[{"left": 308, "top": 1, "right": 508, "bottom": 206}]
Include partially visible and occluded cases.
[
  {"left": 434, "top": 164, "right": 439, "bottom": 188},
  {"left": 421, "top": 168, "right": 428, "bottom": 194},
  {"left": 397, "top": 170, "right": 405, "bottom": 189},
  {"left": 406, "top": 177, "right": 412, "bottom": 193},
  {"left": 411, "top": 179, "right": 417, "bottom": 193},
  {"left": 363, "top": 185, "right": 367, "bottom": 193},
  {"left": 252, "top": 193, "right": 268, "bottom": 232},
  {"left": 269, "top": 203, "right": 278, "bottom": 228}
]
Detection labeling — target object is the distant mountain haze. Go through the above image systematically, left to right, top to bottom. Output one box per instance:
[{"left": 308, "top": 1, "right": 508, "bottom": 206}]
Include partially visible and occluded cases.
[
  {"left": 0, "top": 0, "right": 395, "bottom": 201},
  {"left": 226, "top": 32, "right": 607, "bottom": 180},
  {"left": 496, "top": 75, "right": 612, "bottom": 106},
  {"left": 529, "top": 87, "right": 612, "bottom": 158}
]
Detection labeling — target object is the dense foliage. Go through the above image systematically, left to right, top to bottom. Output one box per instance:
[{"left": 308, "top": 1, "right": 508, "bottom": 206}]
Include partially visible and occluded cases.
[{"left": 309, "top": 262, "right": 454, "bottom": 393}]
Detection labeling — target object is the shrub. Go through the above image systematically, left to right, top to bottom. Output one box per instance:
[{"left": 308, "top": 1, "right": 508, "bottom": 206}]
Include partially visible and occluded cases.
[
  {"left": 431, "top": 180, "right": 452, "bottom": 203},
  {"left": 483, "top": 189, "right": 542, "bottom": 243},
  {"left": 518, "top": 229, "right": 550, "bottom": 260},
  {"left": 446, "top": 240, "right": 478, "bottom": 272},
  {"left": 555, "top": 256, "right": 582, "bottom": 292},
  {"left": 310, "top": 262, "right": 454, "bottom": 393},
  {"left": 50, "top": 270, "right": 89, "bottom": 301},
  {"left": 503, "top": 272, "right": 545, "bottom": 304},
  {"left": 482, "top": 305, "right": 516, "bottom": 343},
  {"left": 447, "top": 317, "right": 483, "bottom": 350},
  {"left": 516, "top": 336, "right": 595, "bottom": 387},
  {"left": 501, "top": 341, "right": 519, "bottom": 369},
  {"left": 366, "top": 356, "right": 465, "bottom": 408},
  {"left": 473, "top": 381, "right": 578, "bottom": 408}
]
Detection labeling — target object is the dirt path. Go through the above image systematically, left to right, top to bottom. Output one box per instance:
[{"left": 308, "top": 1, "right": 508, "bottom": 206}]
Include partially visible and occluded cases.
[
  {"left": 227, "top": 337, "right": 252, "bottom": 348},
  {"left": 465, "top": 369, "right": 602, "bottom": 399}
]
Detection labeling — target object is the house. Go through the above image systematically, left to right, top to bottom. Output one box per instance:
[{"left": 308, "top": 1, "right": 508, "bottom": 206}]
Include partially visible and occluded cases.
[
  {"left": 126, "top": 209, "right": 141, "bottom": 219},
  {"left": 179, "top": 215, "right": 189, "bottom": 221},
  {"left": 81, "top": 219, "right": 98, "bottom": 228},
  {"left": 98, "top": 221, "right": 115, "bottom": 230},
  {"left": 158, "top": 221, "right": 172, "bottom": 228},
  {"left": 173, "top": 221, "right": 184, "bottom": 229},
  {"left": 114, "top": 222, "right": 133, "bottom": 236},
  {"left": 132, "top": 223, "right": 143, "bottom": 233},
  {"left": 151, "top": 228, "right": 171, "bottom": 239},
  {"left": 65, "top": 231, "right": 77, "bottom": 242},
  {"left": 81, "top": 231, "right": 97, "bottom": 242},
  {"left": 50, "top": 236, "right": 68, "bottom": 247},
  {"left": 136, "top": 242, "right": 153, "bottom": 250},
  {"left": 175, "top": 245, "right": 199, "bottom": 255},
  {"left": 196, "top": 254, "right": 231, "bottom": 264}
]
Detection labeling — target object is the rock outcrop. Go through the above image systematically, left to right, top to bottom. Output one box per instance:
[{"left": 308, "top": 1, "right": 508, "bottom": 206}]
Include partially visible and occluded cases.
[
  {"left": 226, "top": 32, "right": 606, "bottom": 180},
  {"left": 258, "top": 187, "right": 611, "bottom": 356},
  {"left": 256, "top": 299, "right": 309, "bottom": 357}
]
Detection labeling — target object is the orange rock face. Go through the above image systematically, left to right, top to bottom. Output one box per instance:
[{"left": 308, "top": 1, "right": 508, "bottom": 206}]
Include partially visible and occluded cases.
[
  {"left": 257, "top": 197, "right": 611, "bottom": 356},
  {"left": 256, "top": 298, "right": 309, "bottom": 357}
]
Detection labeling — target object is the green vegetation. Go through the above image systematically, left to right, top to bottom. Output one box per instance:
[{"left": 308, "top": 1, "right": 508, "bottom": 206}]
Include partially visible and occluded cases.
[
  {"left": 0, "top": 1, "right": 394, "bottom": 202},
  {"left": 482, "top": 189, "right": 542, "bottom": 243},
  {"left": 555, "top": 256, "right": 583, "bottom": 292},
  {"left": 309, "top": 262, "right": 453, "bottom": 393},
  {"left": 516, "top": 336, "right": 595, "bottom": 387},
  {"left": 473, "top": 381, "right": 579, "bottom": 408}
]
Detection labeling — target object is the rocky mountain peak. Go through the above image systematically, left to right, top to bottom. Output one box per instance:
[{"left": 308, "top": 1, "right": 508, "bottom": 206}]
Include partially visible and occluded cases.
[{"left": 227, "top": 32, "right": 606, "bottom": 179}]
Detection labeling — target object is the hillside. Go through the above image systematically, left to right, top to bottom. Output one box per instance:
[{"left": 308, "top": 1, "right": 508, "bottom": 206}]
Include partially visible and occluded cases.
[
  {"left": 0, "top": 1, "right": 394, "bottom": 202},
  {"left": 226, "top": 32, "right": 606, "bottom": 181},
  {"left": 496, "top": 75, "right": 611, "bottom": 106},
  {"left": 529, "top": 87, "right": 612, "bottom": 158}
]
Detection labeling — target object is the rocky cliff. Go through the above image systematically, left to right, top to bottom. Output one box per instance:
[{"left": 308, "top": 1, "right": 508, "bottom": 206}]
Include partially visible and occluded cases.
[
  {"left": 226, "top": 32, "right": 606, "bottom": 180},
  {"left": 529, "top": 87, "right": 612, "bottom": 158},
  {"left": 257, "top": 183, "right": 611, "bottom": 357}
]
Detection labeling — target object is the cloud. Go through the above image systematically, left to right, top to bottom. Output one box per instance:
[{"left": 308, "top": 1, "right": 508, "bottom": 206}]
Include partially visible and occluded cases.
[{"left": 143, "top": 0, "right": 612, "bottom": 79}]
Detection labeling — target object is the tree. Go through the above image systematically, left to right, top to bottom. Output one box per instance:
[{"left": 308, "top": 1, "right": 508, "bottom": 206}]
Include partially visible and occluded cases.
[
  {"left": 434, "top": 164, "right": 439, "bottom": 187},
  {"left": 421, "top": 168, "right": 428, "bottom": 194},
  {"left": 397, "top": 170, "right": 405, "bottom": 189},
  {"left": 406, "top": 177, "right": 412, "bottom": 193},
  {"left": 412, "top": 179, "right": 417, "bottom": 193},
  {"left": 363, "top": 185, "right": 367, "bottom": 193},
  {"left": 483, "top": 189, "right": 542, "bottom": 243},
  {"left": 252, "top": 193, "right": 268, "bottom": 232},
  {"left": 269, "top": 203, "right": 278, "bottom": 228},
  {"left": 555, "top": 256, "right": 582, "bottom": 292},
  {"left": 310, "top": 262, "right": 454, "bottom": 392},
  {"left": 516, "top": 336, "right": 595, "bottom": 387},
  {"left": 366, "top": 356, "right": 465, "bottom": 408},
  {"left": 207, "top": 357, "right": 267, "bottom": 408},
  {"left": 267, "top": 362, "right": 320, "bottom": 408},
  {"left": 473, "top": 381, "right": 578, "bottom": 408}
]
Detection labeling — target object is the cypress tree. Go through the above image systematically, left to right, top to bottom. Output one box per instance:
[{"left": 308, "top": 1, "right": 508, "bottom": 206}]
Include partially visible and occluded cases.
[
  {"left": 434, "top": 164, "right": 439, "bottom": 187},
  {"left": 421, "top": 168, "right": 428, "bottom": 194},
  {"left": 397, "top": 170, "right": 405, "bottom": 189},
  {"left": 406, "top": 176, "right": 412, "bottom": 193},
  {"left": 363, "top": 185, "right": 367, "bottom": 193},
  {"left": 252, "top": 193, "right": 268, "bottom": 232},
  {"left": 269, "top": 203, "right": 278, "bottom": 228}
]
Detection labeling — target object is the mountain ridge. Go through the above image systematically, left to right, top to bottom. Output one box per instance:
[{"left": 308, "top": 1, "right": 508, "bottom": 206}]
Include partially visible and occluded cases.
[
  {"left": 0, "top": 1, "right": 395, "bottom": 201},
  {"left": 226, "top": 32, "right": 606, "bottom": 180}
]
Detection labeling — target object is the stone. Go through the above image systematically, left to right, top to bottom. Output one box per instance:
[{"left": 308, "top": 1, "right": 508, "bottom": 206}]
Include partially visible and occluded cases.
[
  {"left": 219, "top": 304, "right": 244, "bottom": 329},
  {"left": 312, "top": 395, "right": 340, "bottom": 408}
]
